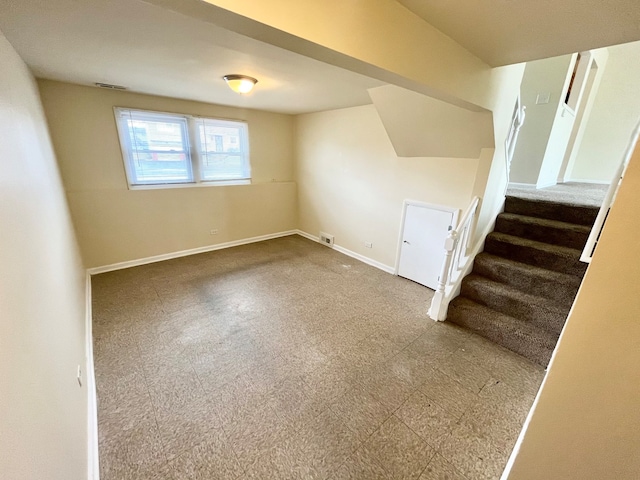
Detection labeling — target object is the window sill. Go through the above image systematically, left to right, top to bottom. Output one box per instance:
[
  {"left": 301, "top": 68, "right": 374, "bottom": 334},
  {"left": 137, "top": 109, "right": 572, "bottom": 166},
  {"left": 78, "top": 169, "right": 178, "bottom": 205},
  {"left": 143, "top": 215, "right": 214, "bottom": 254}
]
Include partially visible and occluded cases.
[{"left": 128, "top": 179, "right": 251, "bottom": 191}]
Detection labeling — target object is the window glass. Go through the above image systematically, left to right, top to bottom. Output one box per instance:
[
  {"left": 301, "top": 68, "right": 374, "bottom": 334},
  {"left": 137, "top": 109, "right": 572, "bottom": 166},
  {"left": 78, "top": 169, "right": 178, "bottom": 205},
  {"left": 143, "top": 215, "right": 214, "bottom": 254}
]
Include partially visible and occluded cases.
[
  {"left": 114, "top": 108, "right": 250, "bottom": 188},
  {"left": 123, "top": 114, "right": 192, "bottom": 184},
  {"left": 198, "top": 120, "right": 249, "bottom": 181}
]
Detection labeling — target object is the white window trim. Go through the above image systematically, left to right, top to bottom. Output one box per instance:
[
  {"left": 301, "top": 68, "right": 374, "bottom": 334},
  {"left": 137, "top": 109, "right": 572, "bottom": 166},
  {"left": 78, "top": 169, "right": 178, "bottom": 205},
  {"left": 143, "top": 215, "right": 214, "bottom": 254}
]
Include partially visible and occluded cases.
[{"left": 114, "top": 107, "right": 252, "bottom": 190}]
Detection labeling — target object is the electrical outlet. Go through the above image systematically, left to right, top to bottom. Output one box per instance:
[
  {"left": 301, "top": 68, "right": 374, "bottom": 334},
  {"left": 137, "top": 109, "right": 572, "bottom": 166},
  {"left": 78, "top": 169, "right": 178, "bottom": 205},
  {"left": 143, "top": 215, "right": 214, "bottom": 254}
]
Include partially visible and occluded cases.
[
  {"left": 210, "top": 229, "right": 219, "bottom": 235},
  {"left": 364, "top": 241, "right": 373, "bottom": 248},
  {"left": 77, "top": 365, "right": 82, "bottom": 387}
]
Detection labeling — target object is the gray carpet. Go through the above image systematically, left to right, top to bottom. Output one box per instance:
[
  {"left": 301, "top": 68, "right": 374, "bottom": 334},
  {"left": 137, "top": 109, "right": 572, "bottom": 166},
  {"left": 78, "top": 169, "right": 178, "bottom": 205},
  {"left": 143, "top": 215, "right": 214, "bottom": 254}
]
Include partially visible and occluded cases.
[
  {"left": 507, "top": 182, "right": 608, "bottom": 208},
  {"left": 447, "top": 196, "right": 599, "bottom": 366}
]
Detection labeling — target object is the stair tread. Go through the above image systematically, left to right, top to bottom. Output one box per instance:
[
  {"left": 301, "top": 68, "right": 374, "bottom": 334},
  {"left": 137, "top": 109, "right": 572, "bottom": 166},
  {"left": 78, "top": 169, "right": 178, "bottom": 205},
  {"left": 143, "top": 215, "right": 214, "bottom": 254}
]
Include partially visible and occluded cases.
[
  {"left": 505, "top": 195, "right": 600, "bottom": 210},
  {"left": 504, "top": 196, "right": 599, "bottom": 226},
  {"left": 498, "top": 212, "right": 592, "bottom": 233},
  {"left": 487, "top": 231, "right": 582, "bottom": 257},
  {"left": 474, "top": 252, "right": 582, "bottom": 288},
  {"left": 463, "top": 274, "right": 568, "bottom": 315},
  {"left": 447, "top": 297, "right": 558, "bottom": 366},
  {"left": 449, "top": 297, "right": 559, "bottom": 340}
]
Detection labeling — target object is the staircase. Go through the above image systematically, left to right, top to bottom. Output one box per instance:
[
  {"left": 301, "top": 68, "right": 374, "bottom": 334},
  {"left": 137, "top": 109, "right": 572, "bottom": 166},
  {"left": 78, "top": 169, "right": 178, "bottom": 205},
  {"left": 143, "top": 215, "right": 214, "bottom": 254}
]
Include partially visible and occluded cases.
[{"left": 447, "top": 195, "right": 599, "bottom": 366}]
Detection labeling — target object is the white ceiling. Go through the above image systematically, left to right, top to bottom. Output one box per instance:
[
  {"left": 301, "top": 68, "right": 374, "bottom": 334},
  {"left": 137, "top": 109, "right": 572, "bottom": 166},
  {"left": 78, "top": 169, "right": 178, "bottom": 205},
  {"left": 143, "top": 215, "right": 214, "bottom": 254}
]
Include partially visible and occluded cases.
[
  {"left": 0, "top": 0, "right": 384, "bottom": 115},
  {"left": 3, "top": 0, "right": 639, "bottom": 113},
  {"left": 397, "top": 0, "right": 640, "bottom": 66}
]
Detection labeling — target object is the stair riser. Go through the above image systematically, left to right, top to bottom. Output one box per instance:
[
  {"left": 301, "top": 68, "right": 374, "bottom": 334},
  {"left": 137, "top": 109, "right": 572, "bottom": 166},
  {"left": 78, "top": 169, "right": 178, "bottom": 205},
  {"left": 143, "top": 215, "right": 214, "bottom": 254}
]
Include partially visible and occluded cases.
[
  {"left": 505, "top": 197, "right": 599, "bottom": 226},
  {"left": 495, "top": 216, "right": 589, "bottom": 250},
  {"left": 485, "top": 237, "right": 587, "bottom": 277},
  {"left": 473, "top": 257, "right": 580, "bottom": 308},
  {"left": 461, "top": 280, "right": 568, "bottom": 335},
  {"left": 447, "top": 303, "right": 555, "bottom": 366}
]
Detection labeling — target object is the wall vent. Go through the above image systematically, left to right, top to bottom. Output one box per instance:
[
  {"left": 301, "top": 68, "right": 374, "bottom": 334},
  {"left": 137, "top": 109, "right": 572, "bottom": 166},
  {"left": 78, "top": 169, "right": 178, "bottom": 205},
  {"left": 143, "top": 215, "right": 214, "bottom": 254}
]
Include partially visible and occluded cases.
[
  {"left": 94, "top": 82, "right": 127, "bottom": 90},
  {"left": 319, "top": 232, "right": 334, "bottom": 247}
]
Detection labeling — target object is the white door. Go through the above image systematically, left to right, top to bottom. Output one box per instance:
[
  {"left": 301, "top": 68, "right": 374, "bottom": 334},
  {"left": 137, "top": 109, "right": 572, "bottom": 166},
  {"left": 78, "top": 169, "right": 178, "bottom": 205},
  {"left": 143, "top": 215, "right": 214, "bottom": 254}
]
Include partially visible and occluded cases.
[{"left": 398, "top": 204, "right": 455, "bottom": 289}]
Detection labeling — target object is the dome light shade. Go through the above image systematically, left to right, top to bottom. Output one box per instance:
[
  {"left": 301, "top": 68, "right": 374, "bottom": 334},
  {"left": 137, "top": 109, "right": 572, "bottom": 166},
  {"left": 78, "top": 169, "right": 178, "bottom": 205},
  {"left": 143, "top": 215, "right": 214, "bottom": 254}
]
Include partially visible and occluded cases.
[{"left": 223, "top": 74, "right": 258, "bottom": 94}]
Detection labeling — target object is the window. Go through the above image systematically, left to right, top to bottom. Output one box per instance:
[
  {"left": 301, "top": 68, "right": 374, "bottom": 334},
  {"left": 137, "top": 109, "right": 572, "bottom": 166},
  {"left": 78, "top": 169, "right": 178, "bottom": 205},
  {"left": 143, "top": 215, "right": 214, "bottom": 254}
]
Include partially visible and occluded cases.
[{"left": 114, "top": 108, "right": 250, "bottom": 188}]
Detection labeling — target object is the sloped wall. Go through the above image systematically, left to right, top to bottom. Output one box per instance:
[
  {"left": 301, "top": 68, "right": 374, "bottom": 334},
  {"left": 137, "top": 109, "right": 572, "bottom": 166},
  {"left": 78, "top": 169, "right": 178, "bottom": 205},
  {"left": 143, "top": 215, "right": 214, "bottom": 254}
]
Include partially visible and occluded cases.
[
  {"left": 369, "top": 85, "right": 494, "bottom": 159},
  {"left": 296, "top": 104, "right": 480, "bottom": 269}
]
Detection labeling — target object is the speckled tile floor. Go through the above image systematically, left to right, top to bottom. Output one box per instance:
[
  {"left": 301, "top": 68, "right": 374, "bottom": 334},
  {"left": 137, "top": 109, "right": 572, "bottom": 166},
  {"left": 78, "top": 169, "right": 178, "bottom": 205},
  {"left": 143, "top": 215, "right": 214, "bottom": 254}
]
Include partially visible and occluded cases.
[{"left": 92, "top": 235, "right": 544, "bottom": 480}]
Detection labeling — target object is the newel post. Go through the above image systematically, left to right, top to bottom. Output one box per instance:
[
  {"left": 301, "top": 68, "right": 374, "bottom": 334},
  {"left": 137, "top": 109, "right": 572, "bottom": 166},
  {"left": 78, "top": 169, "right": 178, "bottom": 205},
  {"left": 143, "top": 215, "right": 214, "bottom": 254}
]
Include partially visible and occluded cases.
[{"left": 428, "top": 230, "right": 458, "bottom": 321}]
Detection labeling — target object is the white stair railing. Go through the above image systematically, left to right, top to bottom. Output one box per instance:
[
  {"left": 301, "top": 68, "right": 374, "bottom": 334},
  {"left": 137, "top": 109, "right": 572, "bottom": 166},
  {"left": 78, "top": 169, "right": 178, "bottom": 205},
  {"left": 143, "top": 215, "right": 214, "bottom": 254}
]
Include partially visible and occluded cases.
[
  {"left": 504, "top": 99, "right": 526, "bottom": 193},
  {"left": 580, "top": 119, "right": 640, "bottom": 263},
  {"left": 428, "top": 196, "right": 480, "bottom": 321}
]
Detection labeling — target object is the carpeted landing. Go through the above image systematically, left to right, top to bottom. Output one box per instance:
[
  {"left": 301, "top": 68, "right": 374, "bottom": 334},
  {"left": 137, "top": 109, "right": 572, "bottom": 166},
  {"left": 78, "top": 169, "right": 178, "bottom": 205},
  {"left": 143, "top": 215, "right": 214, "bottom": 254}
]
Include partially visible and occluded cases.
[{"left": 447, "top": 195, "right": 600, "bottom": 366}]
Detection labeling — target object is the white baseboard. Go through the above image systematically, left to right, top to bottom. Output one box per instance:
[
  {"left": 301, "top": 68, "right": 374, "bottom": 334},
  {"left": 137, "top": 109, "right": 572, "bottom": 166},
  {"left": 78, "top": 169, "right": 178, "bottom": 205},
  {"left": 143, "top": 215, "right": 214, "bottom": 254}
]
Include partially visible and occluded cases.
[
  {"left": 565, "top": 178, "right": 610, "bottom": 185},
  {"left": 536, "top": 180, "right": 557, "bottom": 189},
  {"left": 508, "top": 182, "right": 536, "bottom": 188},
  {"left": 87, "top": 230, "right": 298, "bottom": 275},
  {"left": 295, "top": 230, "right": 395, "bottom": 274},
  {"left": 295, "top": 230, "right": 319, "bottom": 243},
  {"left": 333, "top": 244, "right": 395, "bottom": 274},
  {"left": 85, "top": 272, "right": 99, "bottom": 480}
]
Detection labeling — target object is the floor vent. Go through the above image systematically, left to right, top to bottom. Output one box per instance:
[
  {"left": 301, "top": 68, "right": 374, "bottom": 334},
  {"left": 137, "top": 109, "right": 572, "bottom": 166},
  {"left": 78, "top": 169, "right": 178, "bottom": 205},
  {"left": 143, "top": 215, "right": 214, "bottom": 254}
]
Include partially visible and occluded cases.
[{"left": 319, "top": 232, "right": 334, "bottom": 247}]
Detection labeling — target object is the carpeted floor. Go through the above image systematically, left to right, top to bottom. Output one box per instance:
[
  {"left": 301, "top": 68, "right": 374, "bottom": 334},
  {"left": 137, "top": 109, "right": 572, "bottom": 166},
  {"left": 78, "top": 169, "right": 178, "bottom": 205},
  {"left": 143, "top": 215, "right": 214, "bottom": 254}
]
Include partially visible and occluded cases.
[
  {"left": 507, "top": 182, "right": 608, "bottom": 208},
  {"left": 447, "top": 195, "right": 598, "bottom": 366},
  {"left": 93, "top": 235, "right": 543, "bottom": 480}
]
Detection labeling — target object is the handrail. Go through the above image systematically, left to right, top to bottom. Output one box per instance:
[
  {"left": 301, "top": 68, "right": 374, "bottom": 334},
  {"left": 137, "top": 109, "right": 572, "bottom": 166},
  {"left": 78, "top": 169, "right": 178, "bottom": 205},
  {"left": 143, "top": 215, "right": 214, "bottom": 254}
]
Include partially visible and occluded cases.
[
  {"left": 504, "top": 99, "right": 526, "bottom": 193},
  {"left": 428, "top": 100, "right": 526, "bottom": 321},
  {"left": 580, "top": 119, "right": 640, "bottom": 263},
  {"left": 428, "top": 196, "right": 480, "bottom": 321}
]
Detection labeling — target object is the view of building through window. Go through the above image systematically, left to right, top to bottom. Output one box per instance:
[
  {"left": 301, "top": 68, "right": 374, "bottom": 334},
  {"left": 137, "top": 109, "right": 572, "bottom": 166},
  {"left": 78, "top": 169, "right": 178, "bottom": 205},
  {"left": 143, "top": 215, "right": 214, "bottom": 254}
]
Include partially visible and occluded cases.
[{"left": 115, "top": 108, "right": 250, "bottom": 187}]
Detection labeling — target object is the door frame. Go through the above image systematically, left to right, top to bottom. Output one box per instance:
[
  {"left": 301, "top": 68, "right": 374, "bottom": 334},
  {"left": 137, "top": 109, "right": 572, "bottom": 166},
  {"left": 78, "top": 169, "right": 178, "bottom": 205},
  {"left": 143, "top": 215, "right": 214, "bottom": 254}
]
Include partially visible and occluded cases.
[{"left": 394, "top": 199, "right": 460, "bottom": 276}]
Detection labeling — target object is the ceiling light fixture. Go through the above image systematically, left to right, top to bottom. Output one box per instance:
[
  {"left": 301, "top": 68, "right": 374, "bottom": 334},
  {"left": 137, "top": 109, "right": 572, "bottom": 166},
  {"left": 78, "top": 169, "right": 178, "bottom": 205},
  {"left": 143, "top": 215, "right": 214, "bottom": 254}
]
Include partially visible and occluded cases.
[{"left": 223, "top": 74, "right": 258, "bottom": 94}]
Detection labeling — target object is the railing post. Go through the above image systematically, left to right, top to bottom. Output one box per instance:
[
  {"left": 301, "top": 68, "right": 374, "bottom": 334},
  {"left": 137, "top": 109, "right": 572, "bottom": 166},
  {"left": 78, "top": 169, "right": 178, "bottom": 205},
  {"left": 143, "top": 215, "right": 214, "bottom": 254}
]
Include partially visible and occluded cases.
[
  {"left": 580, "top": 119, "right": 640, "bottom": 263},
  {"left": 428, "top": 231, "right": 458, "bottom": 321}
]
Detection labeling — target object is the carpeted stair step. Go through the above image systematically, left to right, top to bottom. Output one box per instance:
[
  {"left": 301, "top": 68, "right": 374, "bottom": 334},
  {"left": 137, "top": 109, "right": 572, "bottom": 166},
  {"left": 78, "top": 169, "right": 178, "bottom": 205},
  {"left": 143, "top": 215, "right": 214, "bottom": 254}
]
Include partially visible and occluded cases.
[
  {"left": 505, "top": 196, "right": 599, "bottom": 226},
  {"left": 495, "top": 212, "right": 591, "bottom": 250},
  {"left": 484, "top": 232, "right": 587, "bottom": 277},
  {"left": 473, "top": 253, "right": 582, "bottom": 308},
  {"left": 461, "top": 274, "right": 569, "bottom": 335},
  {"left": 447, "top": 297, "right": 558, "bottom": 366}
]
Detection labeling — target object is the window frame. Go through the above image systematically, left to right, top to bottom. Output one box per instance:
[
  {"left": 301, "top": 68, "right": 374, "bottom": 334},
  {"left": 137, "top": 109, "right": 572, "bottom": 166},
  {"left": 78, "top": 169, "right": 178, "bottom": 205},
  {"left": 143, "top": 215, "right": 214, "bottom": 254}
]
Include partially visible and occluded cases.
[{"left": 114, "top": 107, "right": 251, "bottom": 190}]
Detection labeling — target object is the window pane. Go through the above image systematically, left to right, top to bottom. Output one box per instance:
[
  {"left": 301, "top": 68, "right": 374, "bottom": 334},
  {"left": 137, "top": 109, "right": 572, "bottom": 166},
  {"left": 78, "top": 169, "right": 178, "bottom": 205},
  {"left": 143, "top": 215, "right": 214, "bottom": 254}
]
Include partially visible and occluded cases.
[
  {"left": 125, "top": 115, "right": 192, "bottom": 184},
  {"left": 198, "top": 121, "right": 248, "bottom": 180}
]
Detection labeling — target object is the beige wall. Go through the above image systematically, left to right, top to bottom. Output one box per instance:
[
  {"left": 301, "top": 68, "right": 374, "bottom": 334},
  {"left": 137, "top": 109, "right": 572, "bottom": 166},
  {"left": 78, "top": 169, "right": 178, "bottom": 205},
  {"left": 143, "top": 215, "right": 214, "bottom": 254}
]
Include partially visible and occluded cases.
[
  {"left": 137, "top": 0, "right": 525, "bottom": 270},
  {"left": 0, "top": 33, "right": 88, "bottom": 480},
  {"left": 569, "top": 41, "right": 640, "bottom": 182},
  {"left": 540, "top": 48, "right": 609, "bottom": 186},
  {"left": 510, "top": 54, "right": 574, "bottom": 185},
  {"left": 295, "top": 63, "right": 525, "bottom": 270},
  {"left": 472, "top": 63, "right": 527, "bottom": 242},
  {"left": 38, "top": 80, "right": 297, "bottom": 268},
  {"left": 368, "top": 85, "right": 494, "bottom": 158},
  {"left": 296, "top": 104, "right": 479, "bottom": 268},
  {"left": 504, "top": 143, "right": 640, "bottom": 479}
]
